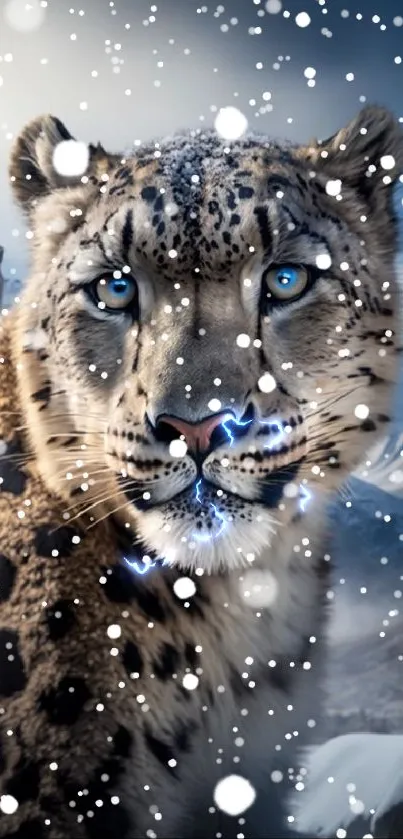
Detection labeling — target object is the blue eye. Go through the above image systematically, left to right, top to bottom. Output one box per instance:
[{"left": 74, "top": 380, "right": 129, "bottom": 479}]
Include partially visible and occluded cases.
[
  {"left": 264, "top": 264, "right": 309, "bottom": 302},
  {"left": 94, "top": 273, "right": 137, "bottom": 311}
]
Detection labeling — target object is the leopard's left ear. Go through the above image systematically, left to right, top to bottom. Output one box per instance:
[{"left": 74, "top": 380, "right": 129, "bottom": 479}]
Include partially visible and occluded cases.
[
  {"left": 298, "top": 105, "right": 403, "bottom": 198},
  {"left": 9, "top": 114, "right": 120, "bottom": 216}
]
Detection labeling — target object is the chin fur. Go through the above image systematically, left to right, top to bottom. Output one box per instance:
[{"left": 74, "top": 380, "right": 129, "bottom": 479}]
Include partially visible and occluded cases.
[{"left": 133, "top": 500, "right": 283, "bottom": 573}]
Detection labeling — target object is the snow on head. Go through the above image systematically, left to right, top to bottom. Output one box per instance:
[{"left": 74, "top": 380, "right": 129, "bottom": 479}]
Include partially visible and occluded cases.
[
  {"left": 4, "top": 0, "right": 46, "bottom": 32},
  {"left": 214, "top": 107, "right": 248, "bottom": 140},
  {"left": 53, "top": 140, "right": 90, "bottom": 177},
  {"left": 214, "top": 774, "right": 256, "bottom": 816}
]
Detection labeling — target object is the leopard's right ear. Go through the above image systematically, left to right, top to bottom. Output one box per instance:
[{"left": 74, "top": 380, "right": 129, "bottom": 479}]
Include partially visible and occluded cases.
[{"left": 9, "top": 114, "right": 118, "bottom": 215}]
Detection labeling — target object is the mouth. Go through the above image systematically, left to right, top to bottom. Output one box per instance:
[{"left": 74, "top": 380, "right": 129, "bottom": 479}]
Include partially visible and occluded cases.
[{"left": 118, "top": 459, "right": 305, "bottom": 512}]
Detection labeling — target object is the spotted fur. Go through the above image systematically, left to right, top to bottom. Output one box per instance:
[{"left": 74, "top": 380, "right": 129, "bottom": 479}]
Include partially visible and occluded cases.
[{"left": 0, "top": 106, "right": 402, "bottom": 838}]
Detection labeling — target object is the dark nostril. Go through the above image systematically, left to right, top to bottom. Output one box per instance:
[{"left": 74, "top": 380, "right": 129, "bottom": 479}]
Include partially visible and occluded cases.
[
  {"left": 209, "top": 402, "right": 255, "bottom": 450},
  {"left": 148, "top": 405, "right": 255, "bottom": 455},
  {"left": 150, "top": 416, "right": 181, "bottom": 446}
]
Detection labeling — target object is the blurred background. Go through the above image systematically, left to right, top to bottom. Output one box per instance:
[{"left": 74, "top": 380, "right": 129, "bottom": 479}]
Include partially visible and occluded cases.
[{"left": 0, "top": 0, "right": 403, "bottom": 751}]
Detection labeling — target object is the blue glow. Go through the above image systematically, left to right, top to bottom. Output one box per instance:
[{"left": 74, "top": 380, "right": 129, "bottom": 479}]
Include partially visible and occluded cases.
[
  {"left": 219, "top": 413, "right": 286, "bottom": 452},
  {"left": 221, "top": 414, "right": 253, "bottom": 446},
  {"left": 260, "top": 420, "right": 287, "bottom": 451},
  {"left": 193, "top": 478, "right": 228, "bottom": 543},
  {"left": 195, "top": 478, "right": 203, "bottom": 502},
  {"left": 298, "top": 484, "right": 312, "bottom": 513},
  {"left": 124, "top": 553, "right": 170, "bottom": 576}
]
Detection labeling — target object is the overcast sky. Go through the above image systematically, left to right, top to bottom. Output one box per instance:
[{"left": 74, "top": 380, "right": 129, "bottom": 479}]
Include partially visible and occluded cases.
[{"left": 0, "top": 0, "right": 403, "bottom": 283}]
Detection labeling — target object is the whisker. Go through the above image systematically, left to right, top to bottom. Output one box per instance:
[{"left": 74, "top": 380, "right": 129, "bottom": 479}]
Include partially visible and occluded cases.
[
  {"left": 63, "top": 488, "right": 130, "bottom": 524},
  {"left": 86, "top": 497, "right": 134, "bottom": 529}
]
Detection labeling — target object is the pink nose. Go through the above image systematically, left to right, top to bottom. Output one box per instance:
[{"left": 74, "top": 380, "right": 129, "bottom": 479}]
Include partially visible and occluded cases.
[{"left": 159, "top": 413, "right": 228, "bottom": 454}]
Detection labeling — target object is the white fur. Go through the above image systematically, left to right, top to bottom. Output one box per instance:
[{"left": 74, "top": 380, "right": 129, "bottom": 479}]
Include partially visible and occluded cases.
[
  {"left": 136, "top": 501, "right": 280, "bottom": 572},
  {"left": 292, "top": 732, "right": 403, "bottom": 836}
]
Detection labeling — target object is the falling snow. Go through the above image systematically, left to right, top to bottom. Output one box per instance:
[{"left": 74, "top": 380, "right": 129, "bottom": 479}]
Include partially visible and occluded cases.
[
  {"left": 4, "top": 0, "right": 46, "bottom": 32},
  {"left": 265, "top": 0, "right": 282, "bottom": 14},
  {"left": 1, "top": 4, "right": 403, "bottom": 839},
  {"left": 295, "top": 12, "right": 311, "bottom": 28},
  {"left": 214, "top": 107, "right": 248, "bottom": 140},
  {"left": 52, "top": 140, "right": 89, "bottom": 177},
  {"left": 380, "top": 154, "right": 396, "bottom": 170},
  {"left": 325, "top": 179, "right": 342, "bottom": 197},
  {"left": 316, "top": 253, "right": 332, "bottom": 270},
  {"left": 236, "top": 333, "right": 251, "bottom": 348},
  {"left": 258, "top": 373, "right": 277, "bottom": 393},
  {"left": 208, "top": 398, "right": 222, "bottom": 412},
  {"left": 354, "top": 404, "right": 370, "bottom": 420},
  {"left": 169, "top": 439, "right": 188, "bottom": 458},
  {"left": 239, "top": 569, "right": 279, "bottom": 608},
  {"left": 173, "top": 577, "right": 197, "bottom": 599},
  {"left": 106, "top": 624, "right": 122, "bottom": 640},
  {"left": 182, "top": 673, "right": 199, "bottom": 690},
  {"left": 213, "top": 774, "right": 256, "bottom": 816},
  {"left": 0, "top": 795, "right": 19, "bottom": 815}
]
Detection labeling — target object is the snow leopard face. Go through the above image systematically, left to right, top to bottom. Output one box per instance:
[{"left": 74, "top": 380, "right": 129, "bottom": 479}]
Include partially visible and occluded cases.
[{"left": 10, "top": 107, "right": 403, "bottom": 571}]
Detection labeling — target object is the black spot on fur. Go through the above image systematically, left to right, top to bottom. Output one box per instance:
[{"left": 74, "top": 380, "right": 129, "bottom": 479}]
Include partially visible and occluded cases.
[
  {"left": 239, "top": 185, "right": 254, "bottom": 199},
  {"left": 141, "top": 186, "right": 157, "bottom": 202},
  {"left": 254, "top": 205, "right": 272, "bottom": 253},
  {"left": 121, "top": 209, "right": 133, "bottom": 261},
  {"left": 31, "top": 384, "right": 51, "bottom": 405},
  {"left": 360, "top": 418, "right": 377, "bottom": 432},
  {"left": 0, "top": 438, "right": 28, "bottom": 495},
  {"left": 258, "top": 461, "right": 303, "bottom": 508},
  {"left": 34, "top": 525, "right": 80, "bottom": 559},
  {"left": 0, "top": 554, "right": 17, "bottom": 602},
  {"left": 102, "top": 561, "right": 168, "bottom": 620},
  {"left": 101, "top": 563, "right": 139, "bottom": 604},
  {"left": 132, "top": 584, "right": 168, "bottom": 623},
  {"left": 45, "top": 599, "right": 76, "bottom": 640},
  {"left": 0, "top": 629, "right": 27, "bottom": 697},
  {"left": 122, "top": 640, "right": 144, "bottom": 677},
  {"left": 153, "top": 643, "right": 179, "bottom": 680},
  {"left": 184, "top": 643, "right": 198, "bottom": 669},
  {"left": 267, "top": 664, "right": 291, "bottom": 693},
  {"left": 229, "top": 667, "right": 248, "bottom": 698},
  {"left": 38, "top": 676, "right": 91, "bottom": 724},
  {"left": 174, "top": 719, "right": 196, "bottom": 753},
  {"left": 113, "top": 725, "right": 133, "bottom": 758},
  {"left": 144, "top": 726, "right": 178, "bottom": 775},
  {"left": 58, "top": 730, "right": 134, "bottom": 839},
  {"left": 0, "top": 731, "right": 5, "bottom": 775},
  {"left": 5, "top": 757, "right": 40, "bottom": 803},
  {"left": 38, "top": 794, "right": 60, "bottom": 815},
  {"left": 5, "top": 819, "right": 46, "bottom": 839}
]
